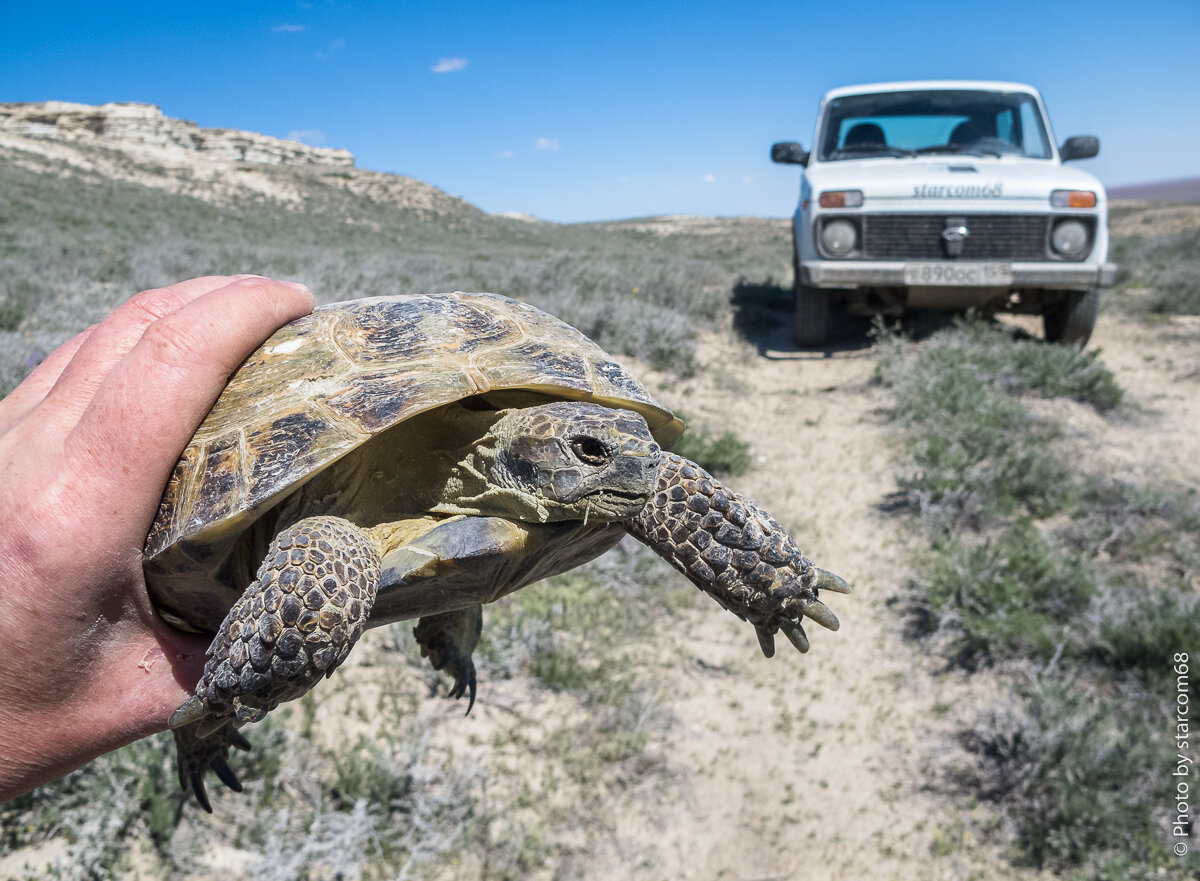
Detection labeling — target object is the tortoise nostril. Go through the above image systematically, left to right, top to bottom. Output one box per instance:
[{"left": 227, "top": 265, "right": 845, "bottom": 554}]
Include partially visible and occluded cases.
[{"left": 570, "top": 436, "right": 609, "bottom": 466}]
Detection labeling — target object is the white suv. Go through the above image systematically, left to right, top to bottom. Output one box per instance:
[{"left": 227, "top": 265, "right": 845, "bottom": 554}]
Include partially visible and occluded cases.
[{"left": 771, "top": 80, "right": 1116, "bottom": 346}]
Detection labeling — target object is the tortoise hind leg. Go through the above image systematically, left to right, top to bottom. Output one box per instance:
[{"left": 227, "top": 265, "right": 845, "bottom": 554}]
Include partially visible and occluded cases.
[
  {"left": 168, "top": 515, "right": 381, "bottom": 808},
  {"left": 414, "top": 605, "right": 483, "bottom": 714},
  {"left": 171, "top": 721, "right": 251, "bottom": 813}
]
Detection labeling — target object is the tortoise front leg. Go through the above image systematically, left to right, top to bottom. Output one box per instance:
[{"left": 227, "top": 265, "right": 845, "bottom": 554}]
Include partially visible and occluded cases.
[
  {"left": 624, "top": 451, "right": 851, "bottom": 657},
  {"left": 168, "top": 515, "right": 381, "bottom": 809}
]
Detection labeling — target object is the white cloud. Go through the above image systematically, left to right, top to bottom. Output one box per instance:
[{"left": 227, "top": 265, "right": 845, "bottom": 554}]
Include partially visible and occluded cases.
[
  {"left": 272, "top": 24, "right": 305, "bottom": 33},
  {"left": 316, "top": 38, "right": 344, "bottom": 60},
  {"left": 432, "top": 57, "right": 468, "bottom": 73},
  {"left": 288, "top": 130, "right": 326, "bottom": 146},
  {"left": 534, "top": 137, "right": 560, "bottom": 151},
  {"left": 495, "top": 150, "right": 514, "bottom": 159},
  {"left": 703, "top": 174, "right": 716, "bottom": 183},
  {"left": 741, "top": 175, "right": 754, "bottom": 184}
]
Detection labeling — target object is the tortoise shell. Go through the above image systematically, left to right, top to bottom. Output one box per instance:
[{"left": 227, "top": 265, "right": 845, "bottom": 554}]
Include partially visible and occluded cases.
[{"left": 145, "top": 291, "right": 683, "bottom": 569}]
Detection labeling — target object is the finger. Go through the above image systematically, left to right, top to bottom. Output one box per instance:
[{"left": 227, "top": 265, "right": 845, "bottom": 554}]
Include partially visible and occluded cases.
[
  {"left": 38, "top": 276, "right": 261, "bottom": 427},
  {"left": 67, "top": 276, "right": 313, "bottom": 532},
  {"left": 0, "top": 326, "right": 93, "bottom": 433}
]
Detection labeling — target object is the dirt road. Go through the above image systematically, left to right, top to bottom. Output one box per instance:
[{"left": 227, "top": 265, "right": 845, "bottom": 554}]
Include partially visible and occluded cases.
[{"left": 565, "top": 302, "right": 1199, "bottom": 880}]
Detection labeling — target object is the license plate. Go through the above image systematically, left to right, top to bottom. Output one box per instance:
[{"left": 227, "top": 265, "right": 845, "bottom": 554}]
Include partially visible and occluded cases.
[{"left": 903, "top": 262, "right": 1013, "bottom": 286}]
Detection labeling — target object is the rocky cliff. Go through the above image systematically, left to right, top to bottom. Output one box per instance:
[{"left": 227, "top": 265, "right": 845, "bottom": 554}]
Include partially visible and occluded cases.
[
  {"left": 0, "top": 101, "right": 354, "bottom": 167},
  {"left": 0, "top": 101, "right": 481, "bottom": 218}
]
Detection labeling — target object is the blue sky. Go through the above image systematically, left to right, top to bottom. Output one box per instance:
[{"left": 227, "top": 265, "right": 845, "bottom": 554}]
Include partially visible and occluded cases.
[{"left": 2, "top": 1, "right": 1197, "bottom": 222}]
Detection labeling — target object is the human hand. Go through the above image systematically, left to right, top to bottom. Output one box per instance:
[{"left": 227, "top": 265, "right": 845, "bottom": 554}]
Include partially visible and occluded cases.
[{"left": 0, "top": 275, "right": 314, "bottom": 801}]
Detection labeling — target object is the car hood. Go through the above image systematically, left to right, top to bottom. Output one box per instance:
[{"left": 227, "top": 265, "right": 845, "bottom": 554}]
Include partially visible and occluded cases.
[{"left": 805, "top": 156, "right": 1107, "bottom": 204}]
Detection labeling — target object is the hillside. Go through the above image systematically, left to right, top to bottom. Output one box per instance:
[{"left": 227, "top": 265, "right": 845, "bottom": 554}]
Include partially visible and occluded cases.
[{"left": 1, "top": 104, "right": 1198, "bottom": 881}]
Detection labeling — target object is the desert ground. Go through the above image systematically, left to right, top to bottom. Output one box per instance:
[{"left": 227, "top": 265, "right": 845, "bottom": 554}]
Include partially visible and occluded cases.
[{"left": 0, "top": 112, "right": 1196, "bottom": 877}]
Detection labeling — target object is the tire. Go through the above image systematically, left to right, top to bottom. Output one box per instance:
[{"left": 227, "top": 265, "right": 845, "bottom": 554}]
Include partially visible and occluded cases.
[
  {"left": 792, "top": 250, "right": 829, "bottom": 347},
  {"left": 1043, "top": 289, "right": 1100, "bottom": 347}
]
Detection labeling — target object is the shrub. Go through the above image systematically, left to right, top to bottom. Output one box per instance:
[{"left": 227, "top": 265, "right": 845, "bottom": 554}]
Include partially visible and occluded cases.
[
  {"left": 1109, "top": 228, "right": 1200, "bottom": 315},
  {"left": 671, "top": 420, "right": 752, "bottom": 476},
  {"left": 917, "top": 523, "right": 1097, "bottom": 665},
  {"left": 969, "top": 680, "right": 1185, "bottom": 876}
]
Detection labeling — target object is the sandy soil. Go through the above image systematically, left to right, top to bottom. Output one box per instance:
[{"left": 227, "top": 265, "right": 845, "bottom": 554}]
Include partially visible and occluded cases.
[
  {"left": 2, "top": 206, "right": 1196, "bottom": 880},
  {"left": 352, "top": 296, "right": 1194, "bottom": 881},
  {"left": 549, "top": 301, "right": 1199, "bottom": 881},
  {"left": 2, "top": 314, "right": 1194, "bottom": 881}
]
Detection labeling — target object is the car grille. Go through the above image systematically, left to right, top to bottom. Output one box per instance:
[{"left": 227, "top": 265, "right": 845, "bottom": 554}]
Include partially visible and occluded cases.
[{"left": 858, "top": 213, "right": 1081, "bottom": 260}]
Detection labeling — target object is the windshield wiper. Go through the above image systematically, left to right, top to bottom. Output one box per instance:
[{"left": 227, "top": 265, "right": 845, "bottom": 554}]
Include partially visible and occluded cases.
[
  {"left": 914, "top": 144, "right": 1003, "bottom": 158},
  {"left": 832, "top": 145, "right": 916, "bottom": 159}
]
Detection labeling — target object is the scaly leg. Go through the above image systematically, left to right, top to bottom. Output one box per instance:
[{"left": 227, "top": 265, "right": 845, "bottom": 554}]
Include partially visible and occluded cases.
[
  {"left": 625, "top": 452, "right": 851, "bottom": 657},
  {"left": 168, "top": 515, "right": 381, "bottom": 807}
]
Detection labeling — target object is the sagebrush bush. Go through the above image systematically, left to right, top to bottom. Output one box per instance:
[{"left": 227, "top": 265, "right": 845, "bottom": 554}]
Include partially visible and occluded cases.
[
  {"left": 0, "top": 154, "right": 789, "bottom": 396},
  {"left": 1109, "top": 228, "right": 1200, "bottom": 315},
  {"left": 875, "top": 320, "right": 1107, "bottom": 530},
  {"left": 879, "top": 320, "right": 1200, "bottom": 877},
  {"left": 670, "top": 420, "right": 752, "bottom": 476},
  {"left": 918, "top": 524, "right": 1097, "bottom": 665},
  {"left": 969, "top": 679, "right": 1185, "bottom": 876}
]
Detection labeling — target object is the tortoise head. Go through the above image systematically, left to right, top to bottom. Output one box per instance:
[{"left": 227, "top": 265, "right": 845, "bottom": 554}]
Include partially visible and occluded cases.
[{"left": 487, "top": 401, "right": 660, "bottom": 521}]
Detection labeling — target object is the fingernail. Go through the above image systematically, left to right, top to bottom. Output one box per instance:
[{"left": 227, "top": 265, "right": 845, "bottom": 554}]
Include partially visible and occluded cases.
[
  {"left": 231, "top": 273, "right": 267, "bottom": 281},
  {"left": 277, "top": 280, "right": 312, "bottom": 294}
]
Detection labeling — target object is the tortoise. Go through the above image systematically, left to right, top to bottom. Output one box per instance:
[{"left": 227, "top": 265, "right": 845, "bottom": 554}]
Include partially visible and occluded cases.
[{"left": 145, "top": 291, "right": 850, "bottom": 811}]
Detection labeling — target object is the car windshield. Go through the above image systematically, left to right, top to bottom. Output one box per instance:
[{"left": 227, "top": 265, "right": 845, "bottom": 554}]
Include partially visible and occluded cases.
[{"left": 818, "top": 89, "right": 1052, "bottom": 161}]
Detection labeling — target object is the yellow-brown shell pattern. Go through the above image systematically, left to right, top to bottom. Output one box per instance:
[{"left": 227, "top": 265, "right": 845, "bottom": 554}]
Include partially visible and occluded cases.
[{"left": 145, "top": 292, "right": 681, "bottom": 561}]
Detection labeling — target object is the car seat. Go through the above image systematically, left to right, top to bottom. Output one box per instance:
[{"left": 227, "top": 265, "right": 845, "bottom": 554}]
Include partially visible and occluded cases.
[{"left": 843, "top": 122, "right": 887, "bottom": 148}]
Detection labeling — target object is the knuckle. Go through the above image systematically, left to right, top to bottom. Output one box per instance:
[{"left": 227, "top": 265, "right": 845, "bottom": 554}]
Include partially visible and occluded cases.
[
  {"left": 121, "top": 286, "right": 190, "bottom": 326},
  {"left": 139, "top": 314, "right": 211, "bottom": 369}
]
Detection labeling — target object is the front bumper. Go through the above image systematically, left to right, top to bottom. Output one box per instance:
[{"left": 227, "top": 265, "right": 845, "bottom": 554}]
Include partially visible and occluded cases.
[{"left": 801, "top": 260, "right": 1118, "bottom": 289}]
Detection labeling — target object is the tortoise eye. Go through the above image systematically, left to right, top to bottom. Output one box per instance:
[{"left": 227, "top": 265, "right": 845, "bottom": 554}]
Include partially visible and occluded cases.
[{"left": 570, "top": 436, "right": 610, "bottom": 466}]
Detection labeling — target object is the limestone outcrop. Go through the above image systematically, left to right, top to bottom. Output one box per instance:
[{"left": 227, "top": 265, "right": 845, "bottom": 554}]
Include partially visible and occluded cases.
[{"left": 0, "top": 101, "right": 354, "bottom": 167}]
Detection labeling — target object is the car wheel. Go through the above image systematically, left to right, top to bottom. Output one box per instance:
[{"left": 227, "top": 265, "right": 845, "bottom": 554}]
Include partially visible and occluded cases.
[
  {"left": 793, "top": 251, "right": 829, "bottom": 347},
  {"left": 1043, "top": 289, "right": 1100, "bottom": 347}
]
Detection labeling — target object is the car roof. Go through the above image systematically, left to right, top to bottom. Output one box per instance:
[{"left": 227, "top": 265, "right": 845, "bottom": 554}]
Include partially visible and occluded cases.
[{"left": 823, "top": 80, "right": 1040, "bottom": 100}]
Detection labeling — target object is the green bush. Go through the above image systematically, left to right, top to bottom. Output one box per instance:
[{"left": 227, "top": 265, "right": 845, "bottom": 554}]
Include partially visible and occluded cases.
[
  {"left": 0, "top": 156, "right": 790, "bottom": 396},
  {"left": 1109, "top": 228, "right": 1200, "bottom": 315},
  {"left": 0, "top": 303, "right": 23, "bottom": 331},
  {"left": 878, "top": 318, "right": 1123, "bottom": 419},
  {"left": 876, "top": 319, "right": 1200, "bottom": 876},
  {"left": 875, "top": 320, "right": 1109, "bottom": 529},
  {"left": 671, "top": 421, "right": 752, "bottom": 476},
  {"left": 1062, "top": 478, "right": 1200, "bottom": 586},
  {"left": 918, "top": 523, "right": 1097, "bottom": 664},
  {"left": 1091, "top": 591, "right": 1200, "bottom": 698},
  {"left": 970, "top": 680, "right": 1184, "bottom": 875},
  {"left": 0, "top": 732, "right": 183, "bottom": 876}
]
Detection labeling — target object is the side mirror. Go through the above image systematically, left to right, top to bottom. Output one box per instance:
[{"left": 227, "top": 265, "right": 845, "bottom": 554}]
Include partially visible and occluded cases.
[
  {"left": 1060, "top": 136, "right": 1099, "bottom": 161},
  {"left": 771, "top": 141, "right": 809, "bottom": 166}
]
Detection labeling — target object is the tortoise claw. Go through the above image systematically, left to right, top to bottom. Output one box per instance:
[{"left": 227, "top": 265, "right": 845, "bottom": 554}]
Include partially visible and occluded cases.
[
  {"left": 814, "top": 568, "right": 853, "bottom": 595},
  {"left": 803, "top": 599, "right": 840, "bottom": 631},
  {"left": 780, "top": 619, "right": 810, "bottom": 653},
  {"left": 754, "top": 625, "right": 776, "bottom": 659},
  {"left": 447, "top": 656, "right": 478, "bottom": 715},
  {"left": 172, "top": 721, "right": 252, "bottom": 812},
  {"left": 210, "top": 754, "right": 244, "bottom": 793},
  {"left": 191, "top": 773, "right": 213, "bottom": 814}
]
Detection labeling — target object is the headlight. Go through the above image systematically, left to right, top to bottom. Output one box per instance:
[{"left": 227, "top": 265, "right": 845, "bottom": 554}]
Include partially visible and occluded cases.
[
  {"left": 822, "top": 219, "right": 858, "bottom": 256},
  {"left": 1050, "top": 219, "right": 1089, "bottom": 256}
]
